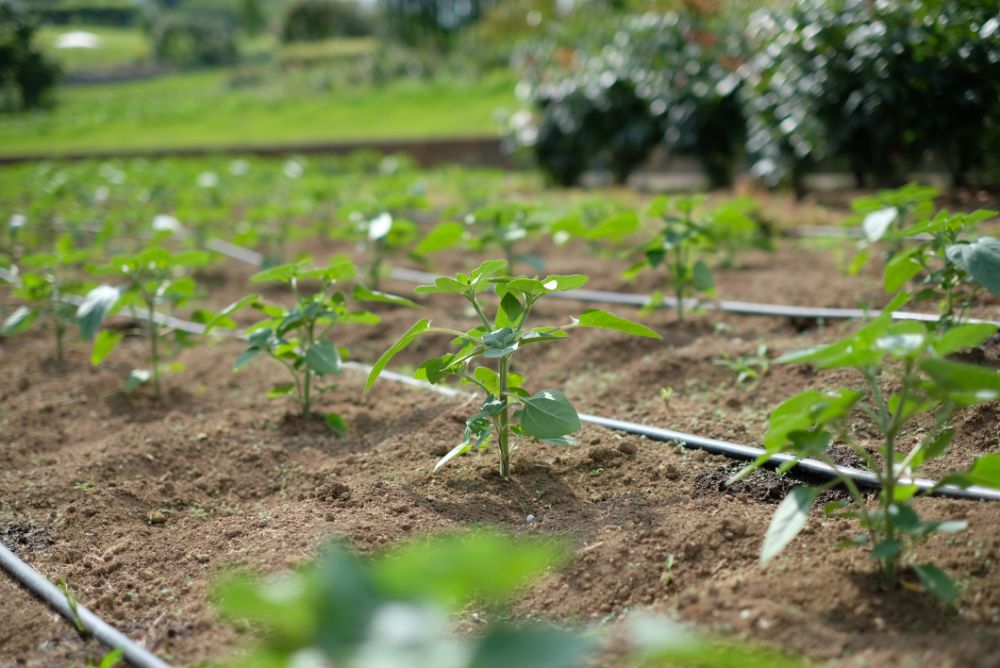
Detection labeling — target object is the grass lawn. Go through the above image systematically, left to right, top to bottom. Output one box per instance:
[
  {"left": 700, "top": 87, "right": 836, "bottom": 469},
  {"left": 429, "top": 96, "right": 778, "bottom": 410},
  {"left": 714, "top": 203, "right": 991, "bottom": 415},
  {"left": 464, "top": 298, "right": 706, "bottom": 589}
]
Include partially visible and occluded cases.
[
  {"left": 36, "top": 24, "right": 151, "bottom": 74},
  {"left": 0, "top": 70, "right": 517, "bottom": 156}
]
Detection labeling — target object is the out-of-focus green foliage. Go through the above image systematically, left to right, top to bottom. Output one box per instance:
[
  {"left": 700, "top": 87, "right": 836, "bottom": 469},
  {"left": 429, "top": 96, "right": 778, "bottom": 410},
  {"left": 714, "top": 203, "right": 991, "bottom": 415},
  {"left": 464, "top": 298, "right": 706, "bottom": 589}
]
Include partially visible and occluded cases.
[
  {"left": 0, "top": 0, "right": 60, "bottom": 111},
  {"left": 280, "top": 0, "right": 371, "bottom": 44},
  {"left": 743, "top": 0, "right": 1000, "bottom": 188},
  {"left": 510, "top": 9, "right": 746, "bottom": 187},
  {"left": 151, "top": 14, "right": 238, "bottom": 68}
]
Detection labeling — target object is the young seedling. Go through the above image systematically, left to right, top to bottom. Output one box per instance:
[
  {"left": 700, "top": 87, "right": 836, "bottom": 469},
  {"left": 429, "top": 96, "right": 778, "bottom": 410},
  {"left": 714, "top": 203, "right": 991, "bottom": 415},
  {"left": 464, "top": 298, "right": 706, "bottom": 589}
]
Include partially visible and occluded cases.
[
  {"left": 850, "top": 183, "right": 939, "bottom": 267},
  {"left": 626, "top": 195, "right": 716, "bottom": 321},
  {"left": 879, "top": 208, "right": 1000, "bottom": 324},
  {"left": 335, "top": 209, "right": 419, "bottom": 290},
  {"left": 0, "top": 236, "right": 98, "bottom": 365},
  {"left": 91, "top": 245, "right": 211, "bottom": 396},
  {"left": 210, "top": 258, "right": 414, "bottom": 434},
  {"left": 365, "top": 260, "right": 661, "bottom": 479},
  {"left": 736, "top": 296, "right": 1000, "bottom": 603},
  {"left": 713, "top": 342, "right": 770, "bottom": 387}
]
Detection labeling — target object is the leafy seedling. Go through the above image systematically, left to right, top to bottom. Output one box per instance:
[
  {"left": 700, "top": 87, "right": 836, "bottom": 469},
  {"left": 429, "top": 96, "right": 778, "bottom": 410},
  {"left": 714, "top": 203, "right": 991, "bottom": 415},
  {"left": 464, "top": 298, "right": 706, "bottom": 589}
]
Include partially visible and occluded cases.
[
  {"left": 625, "top": 195, "right": 716, "bottom": 320},
  {"left": 1, "top": 236, "right": 109, "bottom": 365},
  {"left": 91, "top": 245, "right": 212, "bottom": 396},
  {"left": 210, "top": 257, "right": 414, "bottom": 434},
  {"left": 366, "top": 260, "right": 660, "bottom": 479},
  {"left": 735, "top": 296, "right": 1000, "bottom": 603},
  {"left": 714, "top": 343, "right": 770, "bottom": 386}
]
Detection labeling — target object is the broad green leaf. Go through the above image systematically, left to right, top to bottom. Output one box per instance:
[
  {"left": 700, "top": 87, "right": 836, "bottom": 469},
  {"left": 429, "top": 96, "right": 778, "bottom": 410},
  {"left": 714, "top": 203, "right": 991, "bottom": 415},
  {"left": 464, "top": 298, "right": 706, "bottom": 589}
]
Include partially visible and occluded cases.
[
  {"left": 862, "top": 207, "right": 897, "bottom": 242},
  {"left": 587, "top": 210, "right": 639, "bottom": 242},
  {"left": 414, "top": 221, "right": 465, "bottom": 255},
  {"left": 948, "top": 237, "right": 1000, "bottom": 294},
  {"left": 883, "top": 250, "right": 924, "bottom": 293},
  {"left": 692, "top": 259, "right": 715, "bottom": 291},
  {"left": 250, "top": 261, "right": 307, "bottom": 284},
  {"left": 541, "top": 274, "right": 589, "bottom": 292},
  {"left": 414, "top": 277, "right": 467, "bottom": 295},
  {"left": 351, "top": 284, "right": 416, "bottom": 308},
  {"left": 76, "top": 285, "right": 120, "bottom": 340},
  {"left": 495, "top": 292, "right": 523, "bottom": 328},
  {"left": 206, "top": 293, "right": 261, "bottom": 332},
  {"left": 1, "top": 305, "right": 34, "bottom": 335},
  {"left": 573, "top": 309, "right": 661, "bottom": 339},
  {"left": 365, "top": 318, "right": 430, "bottom": 391},
  {"left": 932, "top": 323, "right": 997, "bottom": 356},
  {"left": 482, "top": 327, "right": 518, "bottom": 358},
  {"left": 91, "top": 330, "right": 123, "bottom": 365},
  {"left": 305, "top": 339, "right": 342, "bottom": 375},
  {"left": 235, "top": 346, "right": 261, "bottom": 371},
  {"left": 921, "top": 357, "right": 1000, "bottom": 404},
  {"left": 125, "top": 369, "right": 150, "bottom": 393},
  {"left": 267, "top": 382, "right": 295, "bottom": 398},
  {"left": 520, "top": 390, "right": 581, "bottom": 440},
  {"left": 324, "top": 412, "right": 348, "bottom": 437},
  {"left": 434, "top": 439, "right": 476, "bottom": 472},
  {"left": 964, "top": 454, "right": 1000, "bottom": 489},
  {"left": 761, "top": 486, "right": 817, "bottom": 565},
  {"left": 372, "top": 531, "right": 565, "bottom": 610},
  {"left": 870, "top": 539, "right": 902, "bottom": 560},
  {"left": 913, "top": 563, "right": 958, "bottom": 605},
  {"left": 470, "top": 627, "right": 595, "bottom": 668}
]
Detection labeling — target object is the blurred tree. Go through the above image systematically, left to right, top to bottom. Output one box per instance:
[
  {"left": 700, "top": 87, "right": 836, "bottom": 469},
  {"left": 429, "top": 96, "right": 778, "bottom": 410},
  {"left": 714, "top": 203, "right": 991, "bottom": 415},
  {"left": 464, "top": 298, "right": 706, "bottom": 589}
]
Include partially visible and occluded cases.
[{"left": 0, "top": 0, "right": 60, "bottom": 111}]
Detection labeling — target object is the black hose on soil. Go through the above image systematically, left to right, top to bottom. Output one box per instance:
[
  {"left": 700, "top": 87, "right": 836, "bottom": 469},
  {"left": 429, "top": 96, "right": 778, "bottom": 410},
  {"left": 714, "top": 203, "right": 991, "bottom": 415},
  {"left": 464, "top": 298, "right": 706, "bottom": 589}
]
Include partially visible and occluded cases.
[{"left": 0, "top": 542, "right": 172, "bottom": 668}]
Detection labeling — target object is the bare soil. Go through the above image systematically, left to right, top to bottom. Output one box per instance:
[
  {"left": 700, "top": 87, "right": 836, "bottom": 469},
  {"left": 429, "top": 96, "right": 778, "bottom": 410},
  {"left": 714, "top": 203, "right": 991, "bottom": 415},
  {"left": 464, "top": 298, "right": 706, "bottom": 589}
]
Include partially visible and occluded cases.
[{"left": 3, "top": 237, "right": 1000, "bottom": 668}]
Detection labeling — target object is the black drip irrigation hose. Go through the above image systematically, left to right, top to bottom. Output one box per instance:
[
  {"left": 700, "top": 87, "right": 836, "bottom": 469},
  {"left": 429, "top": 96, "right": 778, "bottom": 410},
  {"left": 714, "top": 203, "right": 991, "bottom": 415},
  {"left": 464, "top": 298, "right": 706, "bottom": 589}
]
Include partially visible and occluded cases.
[
  {"left": 6, "top": 264, "right": 1000, "bottom": 502},
  {"left": 388, "top": 266, "right": 1000, "bottom": 327},
  {"left": 342, "top": 362, "right": 1000, "bottom": 503},
  {"left": 0, "top": 543, "right": 172, "bottom": 668}
]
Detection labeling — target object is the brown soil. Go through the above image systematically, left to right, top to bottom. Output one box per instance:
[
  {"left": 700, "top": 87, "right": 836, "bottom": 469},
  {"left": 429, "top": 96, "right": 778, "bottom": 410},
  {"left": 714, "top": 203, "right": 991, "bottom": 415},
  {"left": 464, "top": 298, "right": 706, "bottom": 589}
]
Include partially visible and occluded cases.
[{"left": 3, "top": 236, "right": 1000, "bottom": 668}]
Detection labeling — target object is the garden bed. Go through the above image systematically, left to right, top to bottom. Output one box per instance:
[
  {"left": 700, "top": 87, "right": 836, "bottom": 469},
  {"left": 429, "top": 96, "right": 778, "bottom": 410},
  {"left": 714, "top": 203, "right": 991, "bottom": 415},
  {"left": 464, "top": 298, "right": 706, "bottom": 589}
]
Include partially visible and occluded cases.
[{"left": 3, "top": 237, "right": 1000, "bottom": 667}]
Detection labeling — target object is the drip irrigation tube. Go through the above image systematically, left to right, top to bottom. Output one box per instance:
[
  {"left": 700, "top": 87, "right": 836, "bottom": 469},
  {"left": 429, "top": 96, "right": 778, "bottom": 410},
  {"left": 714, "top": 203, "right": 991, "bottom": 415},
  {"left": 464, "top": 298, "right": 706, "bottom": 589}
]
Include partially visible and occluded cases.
[
  {"left": 195, "top": 236, "right": 997, "bottom": 326},
  {"left": 387, "top": 266, "right": 1000, "bottom": 327},
  {"left": 342, "top": 362, "right": 1000, "bottom": 503},
  {"left": 0, "top": 542, "right": 172, "bottom": 668}
]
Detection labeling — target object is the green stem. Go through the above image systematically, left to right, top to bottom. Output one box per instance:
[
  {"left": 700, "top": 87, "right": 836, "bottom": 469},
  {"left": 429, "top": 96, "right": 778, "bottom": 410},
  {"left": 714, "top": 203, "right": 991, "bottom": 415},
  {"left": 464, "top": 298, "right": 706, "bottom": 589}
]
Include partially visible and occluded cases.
[
  {"left": 468, "top": 294, "right": 492, "bottom": 330},
  {"left": 148, "top": 299, "right": 161, "bottom": 397},
  {"left": 496, "top": 356, "right": 511, "bottom": 480}
]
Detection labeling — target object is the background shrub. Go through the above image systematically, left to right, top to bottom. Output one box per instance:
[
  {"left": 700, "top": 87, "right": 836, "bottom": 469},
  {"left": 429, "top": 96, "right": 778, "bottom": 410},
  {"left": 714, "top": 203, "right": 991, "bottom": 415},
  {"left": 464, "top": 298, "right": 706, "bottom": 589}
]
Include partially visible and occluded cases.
[
  {"left": 0, "top": 0, "right": 60, "bottom": 111},
  {"left": 281, "top": 0, "right": 371, "bottom": 43},
  {"left": 152, "top": 15, "right": 237, "bottom": 68}
]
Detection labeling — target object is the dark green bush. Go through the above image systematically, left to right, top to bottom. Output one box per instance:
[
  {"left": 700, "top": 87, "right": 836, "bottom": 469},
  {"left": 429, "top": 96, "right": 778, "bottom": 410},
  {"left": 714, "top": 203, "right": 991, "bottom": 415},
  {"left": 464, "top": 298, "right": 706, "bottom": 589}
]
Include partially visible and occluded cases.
[
  {"left": 0, "top": 0, "right": 60, "bottom": 111},
  {"left": 280, "top": 0, "right": 370, "bottom": 43},
  {"left": 379, "top": 0, "right": 493, "bottom": 53},
  {"left": 742, "top": 0, "right": 1000, "bottom": 189},
  {"left": 30, "top": 1, "right": 139, "bottom": 27},
  {"left": 511, "top": 11, "right": 745, "bottom": 187},
  {"left": 152, "top": 15, "right": 238, "bottom": 68}
]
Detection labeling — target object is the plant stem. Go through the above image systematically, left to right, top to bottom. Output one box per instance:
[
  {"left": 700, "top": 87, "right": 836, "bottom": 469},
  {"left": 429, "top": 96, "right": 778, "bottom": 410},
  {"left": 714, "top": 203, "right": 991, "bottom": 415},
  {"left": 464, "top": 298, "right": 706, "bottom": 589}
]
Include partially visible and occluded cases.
[
  {"left": 148, "top": 299, "right": 161, "bottom": 397},
  {"left": 303, "top": 322, "right": 315, "bottom": 418},
  {"left": 496, "top": 356, "right": 511, "bottom": 480}
]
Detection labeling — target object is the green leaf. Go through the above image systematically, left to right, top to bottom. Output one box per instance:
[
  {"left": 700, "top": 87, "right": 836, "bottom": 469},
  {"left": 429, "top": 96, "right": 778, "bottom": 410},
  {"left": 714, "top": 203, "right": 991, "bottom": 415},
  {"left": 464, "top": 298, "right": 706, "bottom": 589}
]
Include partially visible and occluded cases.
[
  {"left": 863, "top": 207, "right": 897, "bottom": 242},
  {"left": 414, "top": 221, "right": 465, "bottom": 255},
  {"left": 948, "top": 237, "right": 1000, "bottom": 294},
  {"left": 883, "top": 250, "right": 923, "bottom": 293},
  {"left": 692, "top": 259, "right": 715, "bottom": 291},
  {"left": 250, "top": 261, "right": 306, "bottom": 284},
  {"left": 541, "top": 274, "right": 589, "bottom": 292},
  {"left": 414, "top": 277, "right": 467, "bottom": 295},
  {"left": 351, "top": 284, "right": 417, "bottom": 308},
  {"left": 76, "top": 285, "right": 120, "bottom": 340},
  {"left": 495, "top": 292, "right": 524, "bottom": 328},
  {"left": 205, "top": 293, "right": 260, "bottom": 331},
  {"left": 1, "top": 305, "right": 35, "bottom": 336},
  {"left": 573, "top": 309, "right": 661, "bottom": 339},
  {"left": 365, "top": 318, "right": 430, "bottom": 391},
  {"left": 932, "top": 323, "right": 997, "bottom": 356},
  {"left": 482, "top": 327, "right": 518, "bottom": 358},
  {"left": 91, "top": 330, "right": 123, "bottom": 365},
  {"left": 305, "top": 339, "right": 342, "bottom": 376},
  {"left": 235, "top": 346, "right": 262, "bottom": 371},
  {"left": 920, "top": 357, "right": 1000, "bottom": 404},
  {"left": 125, "top": 369, "right": 150, "bottom": 393},
  {"left": 267, "top": 382, "right": 295, "bottom": 398},
  {"left": 519, "top": 390, "right": 581, "bottom": 440},
  {"left": 324, "top": 412, "right": 348, "bottom": 437},
  {"left": 434, "top": 438, "right": 476, "bottom": 472},
  {"left": 964, "top": 454, "right": 1000, "bottom": 489},
  {"left": 761, "top": 486, "right": 817, "bottom": 565},
  {"left": 371, "top": 531, "right": 565, "bottom": 611},
  {"left": 869, "top": 539, "right": 902, "bottom": 560},
  {"left": 913, "top": 563, "right": 958, "bottom": 605},
  {"left": 470, "top": 627, "right": 595, "bottom": 668}
]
